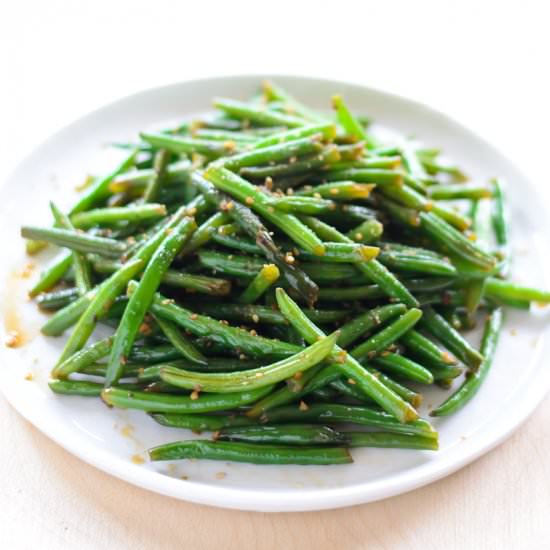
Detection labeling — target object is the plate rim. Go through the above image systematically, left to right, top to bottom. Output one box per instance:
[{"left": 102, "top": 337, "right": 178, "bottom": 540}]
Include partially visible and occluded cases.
[{"left": 2, "top": 74, "right": 550, "bottom": 512}]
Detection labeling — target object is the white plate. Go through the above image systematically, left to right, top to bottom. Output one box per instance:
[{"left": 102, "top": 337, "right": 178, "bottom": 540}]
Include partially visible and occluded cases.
[{"left": 1, "top": 75, "right": 550, "bottom": 512}]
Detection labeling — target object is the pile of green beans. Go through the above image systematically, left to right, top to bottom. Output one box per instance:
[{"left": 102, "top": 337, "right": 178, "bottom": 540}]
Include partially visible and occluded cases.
[{"left": 24, "top": 81, "right": 550, "bottom": 467}]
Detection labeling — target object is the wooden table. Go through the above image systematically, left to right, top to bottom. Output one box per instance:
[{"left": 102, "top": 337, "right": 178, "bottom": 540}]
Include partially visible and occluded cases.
[{"left": 2, "top": 392, "right": 549, "bottom": 550}]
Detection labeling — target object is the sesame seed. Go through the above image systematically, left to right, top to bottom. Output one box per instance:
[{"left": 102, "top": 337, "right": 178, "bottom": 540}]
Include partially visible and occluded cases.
[
  {"left": 245, "top": 196, "right": 254, "bottom": 205},
  {"left": 299, "top": 401, "right": 309, "bottom": 411}
]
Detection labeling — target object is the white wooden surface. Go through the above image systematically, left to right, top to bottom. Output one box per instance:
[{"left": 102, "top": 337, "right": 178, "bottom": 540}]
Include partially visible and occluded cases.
[{"left": 2, "top": 1, "right": 550, "bottom": 548}]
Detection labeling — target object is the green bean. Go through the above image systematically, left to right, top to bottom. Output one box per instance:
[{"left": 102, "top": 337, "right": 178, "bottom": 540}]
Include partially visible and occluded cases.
[
  {"left": 262, "top": 81, "right": 330, "bottom": 124},
  {"left": 332, "top": 95, "right": 376, "bottom": 148},
  {"left": 213, "top": 98, "right": 306, "bottom": 128},
  {"left": 193, "top": 116, "right": 244, "bottom": 131},
  {"left": 251, "top": 123, "right": 337, "bottom": 149},
  {"left": 192, "top": 128, "right": 259, "bottom": 144},
  {"left": 140, "top": 132, "right": 233, "bottom": 158},
  {"left": 222, "top": 135, "right": 324, "bottom": 171},
  {"left": 400, "top": 145, "right": 429, "bottom": 180},
  {"left": 240, "top": 147, "right": 340, "bottom": 179},
  {"left": 70, "top": 149, "right": 138, "bottom": 214},
  {"left": 142, "top": 149, "right": 171, "bottom": 202},
  {"left": 328, "top": 157, "right": 401, "bottom": 171},
  {"left": 419, "top": 158, "right": 467, "bottom": 181},
  {"left": 109, "top": 160, "right": 191, "bottom": 193},
  {"left": 205, "top": 166, "right": 325, "bottom": 256},
  {"left": 321, "top": 168, "right": 403, "bottom": 186},
  {"left": 192, "top": 173, "right": 319, "bottom": 304},
  {"left": 491, "top": 178, "right": 509, "bottom": 247},
  {"left": 299, "top": 181, "right": 376, "bottom": 201},
  {"left": 428, "top": 184, "right": 491, "bottom": 201},
  {"left": 266, "top": 196, "right": 336, "bottom": 215},
  {"left": 49, "top": 202, "right": 93, "bottom": 294},
  {"left": 321, "top": 203, "right": 379, "bottom": 226},
  {"left": 71, "top": 204, "right": 167, "bottom": 228},
  {"left": 178, "top": 212, "right": 228, "bottom": 256},
  {"left": 419, "top": 212, "right": 495, "bottom": 270},
  {"left": 300, "top": 215, "right": 353, "bottom": 242},
  {"left": 105, "top": 216, "right": 196, "bottom": 386},
  {"left": 300, "top": 217, "right": 418, "bottom": 307},
  {"left": 345, "top": 220, "right": 383, "bottom": 245},
  {"left": 21, "top": 227, "right": 127, "bottom": 258},
  {"left": 211, "top": 233, "right": 263, "bottom": 254},
  {"left": 298, "top": 242, "right": 380, "bottom": 264},
  {"left": 196, "top": 250, "right": 271, "bottom": 278},
  {"left": 197, "top": 250, "right": 362, "bottom": 283},
  {"left": 377, "top": 250, "right": 457, "bottom": 276},
  {"left": 29, "top": 252, "right": 73, "bottom": 297},
  {"left": 52, "top": 257, "right": 145, "bottom": 373},
  {"left": 355, "top": 257, "right": 420, "bottom": 307},
  {"left": 92, "top": 258, "right": 231, "bottom": 296},
  {"left": 238, "top": 264, "right": 280, "bottom": 304},
  {"left": 484, "top": 278, "right": 550, "bottom": 304},
  {"left": 464, "top": 279, "right": 486, "bottom": 314},
  {"left": 316, "top": 284, "right": 379, "bottom": 302},
  {"left": 36, "top": 287, "right": 79, "bottom": 310},
  {"left": 147, "top": 287, "right": 300, "bottom": 359},
  {"left": 276, "top": 288, "right": 418, "bottom": 423},
  {"left": 417, "top": 291, "right": 468, "bottom": 308},
  {"left": 41, "top": 295, "right": 92, "bottom": 337},
  {"left": 196, "top": 303, "right": 348, "bottom": 326},
  {"left": 337, "top": 304, "right": 408, "bottom": 347},
  {"left": 420, "top": 306, "right": 484, "bottom": 370},
  {"left": 432, "top": 308, "right": 503, "bottom": 416},
  {"left": 351, "top": 309, "right": 423, "bottom": 362},
  {"left": 153, "top": 315, "right": 207, "bottom": 365},
  {"left": 401, "top": 330, "right": 458, "bottom": 367},
  {"left": 159, "top": 332, "right": 338, "bottom": 393},
  {"left": 53, "top": 336, "right": 114, "bottom": 378},
  {"left": 129, "top": 345, "right": 183, "bottom": 364},
  {"left": 373, "top": 353, "right": 434, "bottom": 384},
  {"left": 138, "top": 358, "right": 265, "bottom": 381},
  {"left": 78, "top": 361, "right": 143, "bottom": 378},
  {"left": 426, "top": 363, "right": 464, "bottom": 381},
  {"left": 245, "top": 365, "right": 329, "bottom": 418},
  {"left": 366, "top": 367, "right": 422, "bottom": 406},
  {"left": 329, "top": 378, "right": 372, "bottom": 403},
  {"left": 49, "top": 379, "right": 105, "bottom": 397},
  {"left": 102, "top": 384, "right": 274, "bottom": 413},
  {"left": 260, "top": 403, "right": 435, "bottom": 438},
  {"left": 149, "top": 412, "right": 255, "bottom": 431},
  {"left": 218, "top": 424, "right": 349, "bottom": 445},
  {"left": 347, "top": 432, "right": 438, "bottom": 450},
  {"left": 148, "top": 439, "right": 352, "bottom": 465}
]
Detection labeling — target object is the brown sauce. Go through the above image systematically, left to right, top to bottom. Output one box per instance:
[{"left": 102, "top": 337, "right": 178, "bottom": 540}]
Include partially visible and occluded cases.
[{"left": 3, "top": 267, "right": 33, "bottom": 348}]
